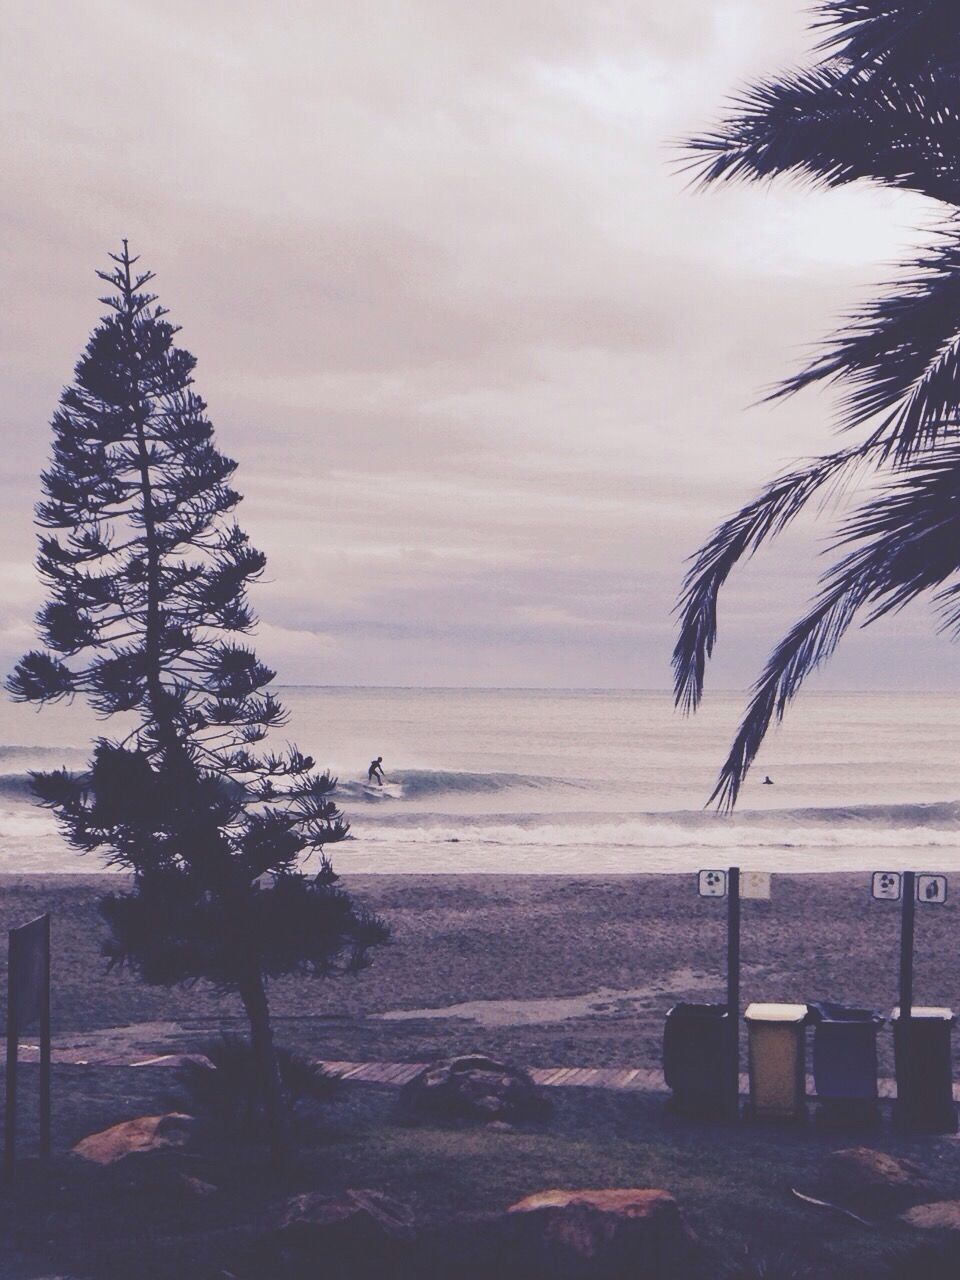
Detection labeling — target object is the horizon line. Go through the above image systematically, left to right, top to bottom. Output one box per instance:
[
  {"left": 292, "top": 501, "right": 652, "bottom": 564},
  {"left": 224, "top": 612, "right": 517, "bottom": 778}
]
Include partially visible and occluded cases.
[{"left": 270, "top": 684, "right": 960, "bottom": 695}]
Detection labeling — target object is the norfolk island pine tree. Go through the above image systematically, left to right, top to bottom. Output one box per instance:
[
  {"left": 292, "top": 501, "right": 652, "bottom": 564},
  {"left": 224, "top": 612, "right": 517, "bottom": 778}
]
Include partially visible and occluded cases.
[{"left": 7, "top": 243, "right": 388, "bottom": 1161}]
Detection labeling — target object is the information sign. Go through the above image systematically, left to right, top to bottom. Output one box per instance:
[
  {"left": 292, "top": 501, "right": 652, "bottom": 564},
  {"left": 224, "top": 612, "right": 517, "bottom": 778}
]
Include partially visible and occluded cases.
[
  {"left": 698, "top": 869, "right": 727, "bottom": 898},
  {"left": 741, "top": 871, "right": 771, "bottom": 900},
  {"left": 872, "top": 871, "right": 902, "bottom": 901},
  {"left": 917, "top": 873, "right": 948, "bottom": 904},
  {"left": 4, "top": 914, "right": 50, "bottom": 1174}
]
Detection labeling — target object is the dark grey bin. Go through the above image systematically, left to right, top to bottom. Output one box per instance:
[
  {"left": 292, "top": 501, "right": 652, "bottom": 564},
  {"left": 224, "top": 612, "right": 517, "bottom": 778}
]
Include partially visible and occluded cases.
[
  {"left": 807, "top": 1001, "right": 883, "bottom": 1128},
  {"left": 663, "top": 1002, "right": 729, "bottom": 1118},
  {"left": 892, "top": 1006, "right": 957, "bottom": 1133}
]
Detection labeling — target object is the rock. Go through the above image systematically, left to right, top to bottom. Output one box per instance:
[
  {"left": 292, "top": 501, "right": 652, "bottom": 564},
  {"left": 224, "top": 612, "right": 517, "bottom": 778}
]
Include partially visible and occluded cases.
[
  {"left": 398, "top": 1053, "right": 548, "bottom": 1124},
  {"left": 71, "top": 1113, "right": 197, "bottom": 1165},
  {"left": 818, "top": 1148, "right": 931, "bottom": 1215},
  {"left": 274, "top": 1188, "right": 416, "bottom": 1243},
  {"left": 506, "top": 1188, "right": 696, "bottom": 1279},
  {"left": 266, "top": 1189, "right": 415, "bottom": 1279},
  {"left": 902, "top": 1200, "right": 960, "bottom": 1231}
]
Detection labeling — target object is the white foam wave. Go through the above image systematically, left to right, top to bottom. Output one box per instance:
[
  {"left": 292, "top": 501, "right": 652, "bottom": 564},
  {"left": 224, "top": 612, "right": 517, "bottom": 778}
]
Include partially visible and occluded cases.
[{"left": 353, "top": 814, "right": 960, "bottom": 852}]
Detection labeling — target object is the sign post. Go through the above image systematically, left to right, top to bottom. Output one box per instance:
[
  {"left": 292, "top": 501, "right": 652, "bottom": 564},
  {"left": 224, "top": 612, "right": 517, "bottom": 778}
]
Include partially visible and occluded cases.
[
  {"left": 698, "top": 865, "right": 747, "bottom": 1119},
  {"left": 726, "top": 866, "right": 741, "bottom": 1120},
  {"left": 872, "top": 869, "right": 950, "bottom": 1128},
  {"left": 899, "top": 870, "right": 916, "bottom": 1028},
  {"left": 4, "top": 914, "right": 51, "bottom": 1175}
]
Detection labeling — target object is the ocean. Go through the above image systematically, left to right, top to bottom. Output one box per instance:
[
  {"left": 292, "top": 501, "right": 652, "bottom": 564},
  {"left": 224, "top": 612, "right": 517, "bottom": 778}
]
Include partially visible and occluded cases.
[{"left": 1, "top": 686, "right": 960, "bottom": 875}]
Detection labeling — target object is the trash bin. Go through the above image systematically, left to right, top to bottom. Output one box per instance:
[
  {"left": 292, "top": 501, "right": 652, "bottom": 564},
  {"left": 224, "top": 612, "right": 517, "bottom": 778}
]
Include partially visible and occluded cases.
[
  {"left": 807, "top": 1001, "right": 883, "bottom": 1128},
  {"left": 663, "top": 1003, "right": 729, "bottom": 1118},
  {"left": 744, "top": 1003, "right": 808, "bottom": 1120},
  {"left": 891, "top": 1006, "right": 957, "bottom": 1133}
]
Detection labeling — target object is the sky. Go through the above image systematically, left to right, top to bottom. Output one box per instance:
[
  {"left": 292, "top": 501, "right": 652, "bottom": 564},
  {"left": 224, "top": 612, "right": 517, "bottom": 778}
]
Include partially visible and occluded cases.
[{"left": 2, "top": 0, "right": 956, "bottom": 690}]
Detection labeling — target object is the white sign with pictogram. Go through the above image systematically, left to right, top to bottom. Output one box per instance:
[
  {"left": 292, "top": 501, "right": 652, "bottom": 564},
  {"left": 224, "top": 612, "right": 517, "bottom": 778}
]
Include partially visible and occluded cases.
[
  {"left": 698, "top": 869, "right": 727, "bottom": 898},
  {"left": 741, "top": 871, "right": 771, "bottom": 900},
  {"left": 872, "top": 871, "right": 902, "bottom": 901},
  {"left": 917, "top": 873, "right": 948, "bottom": 905}
]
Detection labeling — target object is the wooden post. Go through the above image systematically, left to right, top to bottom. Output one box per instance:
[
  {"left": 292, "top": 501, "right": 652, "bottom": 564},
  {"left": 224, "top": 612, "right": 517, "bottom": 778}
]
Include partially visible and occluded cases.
[
  {"left": 726, "top": 865, "right": 741, "bottom": 1119},
  {"left": 896, "top": 870, "right": 916, "bottom": 1119},
  {"left": 39, "top": 915, "right": 50, "bottom": 1163},
  {"left": 4, "top": 928, "right": 19, "bottom": 1178}
]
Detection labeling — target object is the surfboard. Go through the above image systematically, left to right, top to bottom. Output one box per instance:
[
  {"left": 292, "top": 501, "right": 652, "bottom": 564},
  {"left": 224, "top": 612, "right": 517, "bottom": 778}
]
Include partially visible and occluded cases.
[{"left": 360, "top": 781, "right": 401, "bottom": 799}]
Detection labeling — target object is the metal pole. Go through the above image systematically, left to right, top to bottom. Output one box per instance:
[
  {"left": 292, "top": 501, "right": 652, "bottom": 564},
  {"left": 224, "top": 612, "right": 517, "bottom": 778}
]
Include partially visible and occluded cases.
[
  {"left": 726, "top": 866, "right": 741, "bottom": 1119},
  {"left": 897, "top": 870, "right": 916, "bottom": 1121},
  {"left": 39, "top": 915, "right": 50, "bottom": 1163},
  {"left": 4, "top": 929, "right": 18, "bottom": 1178}
]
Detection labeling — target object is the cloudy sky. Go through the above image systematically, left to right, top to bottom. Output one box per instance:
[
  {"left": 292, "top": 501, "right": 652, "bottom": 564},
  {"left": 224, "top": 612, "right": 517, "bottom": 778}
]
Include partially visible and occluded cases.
[{"left": 2, "top": 0, "right": 955, "bottom": 690}]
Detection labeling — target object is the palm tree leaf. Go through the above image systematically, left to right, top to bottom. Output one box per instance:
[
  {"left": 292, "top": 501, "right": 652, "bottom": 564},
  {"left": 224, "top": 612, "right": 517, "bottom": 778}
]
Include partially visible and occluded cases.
[
  {"left": 812, "top": 1, "right": 960, "bottom": 75},
  {"left": 683, "top": 63, "right": 960, "bottom": 205},
  {"left": 769, "top": 227, "right": 960, "bottom": 456},
  {"left": 673, "top": 439, "right": 882, "bottom": 712},
  {"left": 712, "top": 446, "right": 960, "bottom": 807}
]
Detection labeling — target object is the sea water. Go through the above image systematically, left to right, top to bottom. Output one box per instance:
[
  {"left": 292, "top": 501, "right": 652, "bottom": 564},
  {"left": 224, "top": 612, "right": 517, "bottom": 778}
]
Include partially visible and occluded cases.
[{"left": 1, "top": 686, "right": 960, "bottom": 874}]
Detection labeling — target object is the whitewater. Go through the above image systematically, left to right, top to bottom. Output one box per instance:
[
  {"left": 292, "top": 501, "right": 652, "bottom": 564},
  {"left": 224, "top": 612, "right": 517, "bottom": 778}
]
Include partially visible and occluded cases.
[{"left": 1, "top": 687, "right": 960, "bottom": 873}]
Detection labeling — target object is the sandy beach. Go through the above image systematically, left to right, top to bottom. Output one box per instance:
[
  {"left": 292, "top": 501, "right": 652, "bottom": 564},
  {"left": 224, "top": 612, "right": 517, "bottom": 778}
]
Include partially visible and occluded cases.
[{"left": 2, "top": 871, "right": 954, "bottom": 1080}]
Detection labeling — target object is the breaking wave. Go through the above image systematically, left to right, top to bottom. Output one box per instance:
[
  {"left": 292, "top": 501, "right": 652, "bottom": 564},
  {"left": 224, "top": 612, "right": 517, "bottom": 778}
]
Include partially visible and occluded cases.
[
  {"left": 336, "top": 769, "right": 570, "bottom": 802},
  {"left": 0, "top": 774, "right": 35, "bottom": 799},
  {"left": 352, "top": 798, "right": 960, "bottom": 855}
]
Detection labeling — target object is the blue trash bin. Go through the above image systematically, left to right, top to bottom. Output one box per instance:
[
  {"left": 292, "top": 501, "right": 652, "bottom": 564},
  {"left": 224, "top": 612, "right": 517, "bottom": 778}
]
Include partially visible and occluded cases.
[{"left": 807, "top": 1001, "right": 883, "bottom": 1128}]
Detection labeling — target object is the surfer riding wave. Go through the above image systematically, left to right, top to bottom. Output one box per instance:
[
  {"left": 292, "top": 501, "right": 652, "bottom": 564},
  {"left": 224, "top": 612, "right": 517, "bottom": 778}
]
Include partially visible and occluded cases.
[{"left": 367, "top": 756, "right": 385, "bottom": 786}]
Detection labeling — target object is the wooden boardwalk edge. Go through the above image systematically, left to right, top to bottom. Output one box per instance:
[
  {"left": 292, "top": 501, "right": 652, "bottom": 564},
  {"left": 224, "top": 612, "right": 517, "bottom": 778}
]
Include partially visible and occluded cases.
[{"left": 2, "top": 1044, "right": 948, "bottom": 1099}]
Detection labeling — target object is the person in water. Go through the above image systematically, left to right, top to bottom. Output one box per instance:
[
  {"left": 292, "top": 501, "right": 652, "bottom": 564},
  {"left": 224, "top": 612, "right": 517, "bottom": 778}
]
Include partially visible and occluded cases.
[{"left": 368, "top": 756, "right": 385, "bottom": 786}]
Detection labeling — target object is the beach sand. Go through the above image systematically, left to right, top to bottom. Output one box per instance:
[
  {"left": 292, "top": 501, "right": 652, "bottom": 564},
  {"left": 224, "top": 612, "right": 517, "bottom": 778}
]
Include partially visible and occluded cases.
[{"left": 0, "top": 872, "right": 953, "bottom": 1078}]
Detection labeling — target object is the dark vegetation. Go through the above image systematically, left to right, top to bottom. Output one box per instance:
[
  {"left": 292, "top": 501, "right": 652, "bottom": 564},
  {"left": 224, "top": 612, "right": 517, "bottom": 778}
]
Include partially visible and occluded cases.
[
  {"left": 674, "top": 0, "right": 960, "bottom": 807},
  {"left": 5, "top": 245, "right": 387, "bottom": 1158}
]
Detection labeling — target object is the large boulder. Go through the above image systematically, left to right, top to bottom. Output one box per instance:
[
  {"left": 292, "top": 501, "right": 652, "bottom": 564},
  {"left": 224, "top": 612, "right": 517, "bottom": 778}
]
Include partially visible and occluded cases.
[
  {"left": 398, "top": 1053, "right": 548, "bottom": 1124},
  {"left": 71, "top": 1113, "right": 197, "bottom": 1165},
  {"left": 818, "top": 1148, "right": 931, "bottom": 1215},
  {"left": 273, "top": 1188, "right": 415, "bottom": 1242},
  {"left": 505, "top": 1188, "right": 697, "bottom": 1279},
  {"left": 266, "top": 1189, "right": 416, "bottom": 1278},
  {"left": 902, "top": 1200, "right": 960, "bottom": 1232}
]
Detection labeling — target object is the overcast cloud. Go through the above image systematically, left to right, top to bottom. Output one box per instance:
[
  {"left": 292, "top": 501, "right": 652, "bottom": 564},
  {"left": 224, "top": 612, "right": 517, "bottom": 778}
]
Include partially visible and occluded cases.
[{"left": 2, "top": 0, "right": 954, "bottom": 689}]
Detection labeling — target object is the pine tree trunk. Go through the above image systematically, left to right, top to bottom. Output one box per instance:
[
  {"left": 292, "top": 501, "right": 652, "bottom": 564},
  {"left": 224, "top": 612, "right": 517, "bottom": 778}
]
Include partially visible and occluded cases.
[
  {"left": 117, "top": 244, "right": 181, "bottom": 765},
  {"left": 238, "top": 969, "right": 291, "bottom": 1166}
]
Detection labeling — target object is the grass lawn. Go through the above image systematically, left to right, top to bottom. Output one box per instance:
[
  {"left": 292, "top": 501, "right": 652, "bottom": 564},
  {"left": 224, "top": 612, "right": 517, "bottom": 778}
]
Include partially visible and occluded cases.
[{"left": 4, "top": 1067, "right": 960, "bottom": 1279}]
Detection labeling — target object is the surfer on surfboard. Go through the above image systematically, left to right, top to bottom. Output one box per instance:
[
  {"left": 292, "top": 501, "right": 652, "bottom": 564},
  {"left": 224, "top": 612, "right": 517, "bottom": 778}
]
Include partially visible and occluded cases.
[{"left": 367, "top": 756, "right": 385, "bottom": 786}]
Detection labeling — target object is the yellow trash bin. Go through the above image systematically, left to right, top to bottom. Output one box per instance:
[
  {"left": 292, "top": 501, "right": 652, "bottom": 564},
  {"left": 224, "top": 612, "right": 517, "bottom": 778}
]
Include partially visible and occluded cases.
[{"left": 745, "top": 1003, "right": 808, "bottom": 1120}]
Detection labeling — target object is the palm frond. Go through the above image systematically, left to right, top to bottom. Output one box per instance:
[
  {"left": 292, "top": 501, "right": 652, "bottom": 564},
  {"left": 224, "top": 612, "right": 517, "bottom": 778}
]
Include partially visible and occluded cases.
[
  {"left": 812, "top": 1, "right": 960, "bottom": 75},
  {"left": 683, "top": 63, "right": 960, "bottom": 205},
  {"left": 769, "top": 226, "right": 960, "bottom": 456},
  {"left": 673, "top": 439, "right": 882, "bottom": 712},
  {"left": 713, "top": 446, "right": 960, "bottom": 807}
]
